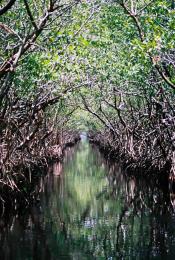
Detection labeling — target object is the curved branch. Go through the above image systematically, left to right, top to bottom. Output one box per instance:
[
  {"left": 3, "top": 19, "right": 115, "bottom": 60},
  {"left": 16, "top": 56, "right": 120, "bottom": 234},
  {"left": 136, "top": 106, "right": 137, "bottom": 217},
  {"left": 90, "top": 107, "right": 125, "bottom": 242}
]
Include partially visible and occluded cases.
[
  {"left": 0, "top": 0, "right": 16, "bottom": 16},
  {"left": 120, "top": 1, "right": 175, "bottom": 90},
  {"left": 80, "top": 94, "right": 117, "bottom": 134}
]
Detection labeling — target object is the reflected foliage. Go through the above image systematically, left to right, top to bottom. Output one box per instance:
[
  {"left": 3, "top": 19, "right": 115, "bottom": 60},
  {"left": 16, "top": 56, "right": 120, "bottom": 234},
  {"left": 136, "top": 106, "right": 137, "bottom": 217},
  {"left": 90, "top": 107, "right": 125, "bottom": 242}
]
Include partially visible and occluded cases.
[{"left": 0, "top": 141, "right": 175, "bottom": 259}]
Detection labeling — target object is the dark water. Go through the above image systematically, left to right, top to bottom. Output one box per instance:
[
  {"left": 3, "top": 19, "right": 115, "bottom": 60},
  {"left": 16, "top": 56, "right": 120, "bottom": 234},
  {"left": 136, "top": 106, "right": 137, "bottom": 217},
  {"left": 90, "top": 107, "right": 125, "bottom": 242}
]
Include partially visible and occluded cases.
[{"left": 0, "top": 140, "right": 175, "bottom": 260}]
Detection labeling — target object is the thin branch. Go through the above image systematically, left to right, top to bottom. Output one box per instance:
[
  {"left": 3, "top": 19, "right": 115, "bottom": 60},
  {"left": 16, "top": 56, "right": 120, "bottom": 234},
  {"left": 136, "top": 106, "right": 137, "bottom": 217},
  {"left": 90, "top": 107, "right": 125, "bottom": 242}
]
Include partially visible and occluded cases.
[
  {"left": 23, "top": 0, "right": 38, "bottom": 31},
  {"left": 120, "top": 0, "right": 175, "bottom": 90},
  {"left": 137, "top": 0, "right": 155, "bottom": 15}
]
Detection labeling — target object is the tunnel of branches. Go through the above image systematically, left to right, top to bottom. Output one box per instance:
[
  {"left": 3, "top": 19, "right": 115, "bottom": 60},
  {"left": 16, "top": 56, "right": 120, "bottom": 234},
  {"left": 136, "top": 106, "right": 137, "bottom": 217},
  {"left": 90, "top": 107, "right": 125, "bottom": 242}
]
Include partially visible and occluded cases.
[{"left": 0, "top": 0, "right": 175, "bottom": 207}]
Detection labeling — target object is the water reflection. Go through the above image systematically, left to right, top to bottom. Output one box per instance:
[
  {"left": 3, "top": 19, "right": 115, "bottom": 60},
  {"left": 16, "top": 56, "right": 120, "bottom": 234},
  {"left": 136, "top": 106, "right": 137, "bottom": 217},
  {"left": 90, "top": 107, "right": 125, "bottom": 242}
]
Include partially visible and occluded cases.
[{"left": 0, "top": 141, "right": 175, "bottom": 259}]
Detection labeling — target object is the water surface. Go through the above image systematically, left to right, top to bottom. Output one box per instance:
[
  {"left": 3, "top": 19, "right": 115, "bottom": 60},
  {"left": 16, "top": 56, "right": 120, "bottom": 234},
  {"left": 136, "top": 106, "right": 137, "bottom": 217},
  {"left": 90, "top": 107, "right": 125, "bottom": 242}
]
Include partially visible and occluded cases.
[{"left": 0, "top": 140, "right": 175, "bottom": 259}]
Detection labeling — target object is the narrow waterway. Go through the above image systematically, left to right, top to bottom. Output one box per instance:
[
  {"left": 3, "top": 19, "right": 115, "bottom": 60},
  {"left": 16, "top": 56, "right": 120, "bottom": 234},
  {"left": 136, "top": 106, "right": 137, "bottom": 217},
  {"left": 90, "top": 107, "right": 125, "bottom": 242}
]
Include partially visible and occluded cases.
[{"left": 0, "top": 140, "right": 175, "bottom": 259}]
